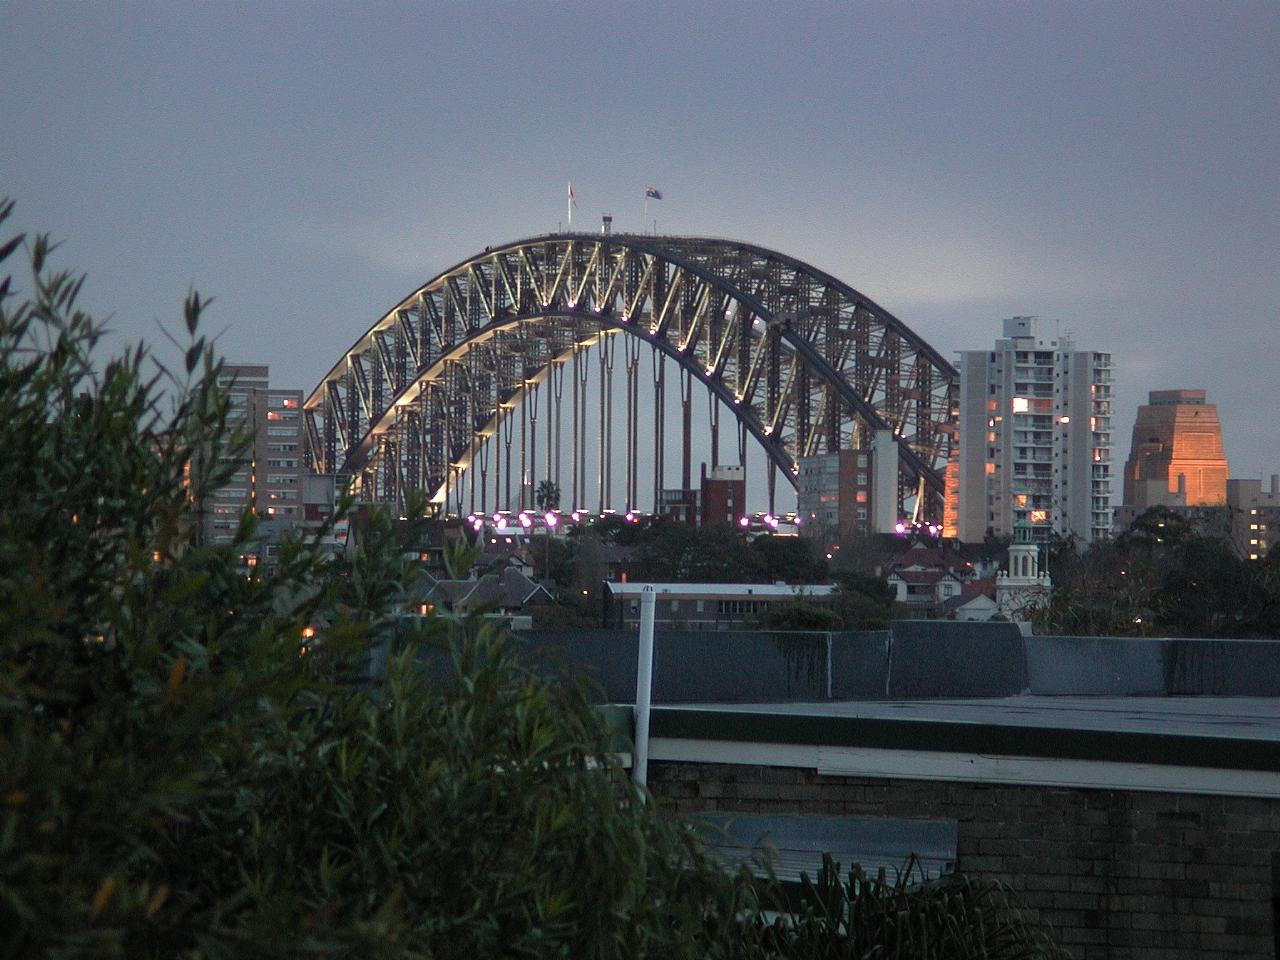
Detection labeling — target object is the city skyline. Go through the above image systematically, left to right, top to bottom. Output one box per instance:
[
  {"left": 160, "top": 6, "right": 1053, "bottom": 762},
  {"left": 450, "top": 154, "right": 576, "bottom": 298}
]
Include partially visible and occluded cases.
[{"left": 2, "top": 2, "right": 1277, "bottom": 493}]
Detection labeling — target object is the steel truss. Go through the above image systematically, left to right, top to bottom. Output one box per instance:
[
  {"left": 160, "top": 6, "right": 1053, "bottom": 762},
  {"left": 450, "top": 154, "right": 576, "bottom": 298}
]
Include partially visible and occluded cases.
[{"left": 304, "top": 234, "right": 958, "bottom": 518}]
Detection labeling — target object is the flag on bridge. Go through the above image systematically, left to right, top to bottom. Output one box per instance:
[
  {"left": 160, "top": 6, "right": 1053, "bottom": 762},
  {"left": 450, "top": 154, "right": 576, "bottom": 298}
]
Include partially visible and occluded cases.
[{"left": 644, "top": 186, "right": 663, "bottom": 200}]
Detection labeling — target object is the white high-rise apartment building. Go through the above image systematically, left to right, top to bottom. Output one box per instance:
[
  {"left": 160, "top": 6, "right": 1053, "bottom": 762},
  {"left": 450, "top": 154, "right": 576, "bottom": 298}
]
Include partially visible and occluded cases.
[{"left": 954, "top": 317, "right": 1113, "bottom": 544}]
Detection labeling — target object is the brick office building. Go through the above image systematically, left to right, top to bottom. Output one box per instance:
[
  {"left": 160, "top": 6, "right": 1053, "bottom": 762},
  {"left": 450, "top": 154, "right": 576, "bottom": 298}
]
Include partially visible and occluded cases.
[{"left": 623, "top": 625, "right": 1280, "bottom": 959}]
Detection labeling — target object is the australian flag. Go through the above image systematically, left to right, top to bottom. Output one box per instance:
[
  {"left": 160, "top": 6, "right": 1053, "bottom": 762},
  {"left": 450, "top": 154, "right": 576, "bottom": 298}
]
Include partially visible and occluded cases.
[{"left": 644, "top": 186, "right": 663, "bottom": 200}]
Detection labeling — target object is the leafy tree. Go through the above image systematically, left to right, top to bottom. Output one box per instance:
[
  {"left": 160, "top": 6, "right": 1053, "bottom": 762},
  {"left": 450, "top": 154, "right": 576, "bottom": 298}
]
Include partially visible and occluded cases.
[
  {"left": 0, "top": 202, "right": 1067, "bottom": 959},
  {"left": 0, "top": 203, "right": 343, "bottom": 954},
  {"left": 0, "top": 205, "right": 751, "bottom": 958},
  {"left": 534, "top": 478, "right": 561, "bottom": 513},
  {"left": 532, "top": 480, "right": 563, "bottom": 582},
  {"left": 1036, "top": 507, "right": 1280, "bottom": 638},
  {"left": 635, "top": 520, "right": 764, "bottom": 583},
  {"left": 531, "top": 533, "right": 575, "bottom": 587},
  {"left": 749, "top": 534, "right": 828, "bottom": 584},
  {"left": 831, "top": 570, "right": 897, "bottom": 629},
  {"left": 530, "top": 594, "right": 600, "bottom": 629},
  {"left": 756, "top": 600, "right": 843, "bottom": 631}
]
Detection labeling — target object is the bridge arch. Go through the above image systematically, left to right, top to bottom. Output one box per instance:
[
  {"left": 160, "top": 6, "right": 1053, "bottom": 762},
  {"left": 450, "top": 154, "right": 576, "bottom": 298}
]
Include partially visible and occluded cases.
[{"left": 304, "top": 234, "right": 958, "bottom": 519}]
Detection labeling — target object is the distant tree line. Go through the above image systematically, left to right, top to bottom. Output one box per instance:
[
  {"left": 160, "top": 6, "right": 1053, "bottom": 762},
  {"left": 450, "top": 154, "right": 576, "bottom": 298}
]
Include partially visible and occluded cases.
[{"left": 1035, "top": 508, "right": 1280, "bottom": 638}]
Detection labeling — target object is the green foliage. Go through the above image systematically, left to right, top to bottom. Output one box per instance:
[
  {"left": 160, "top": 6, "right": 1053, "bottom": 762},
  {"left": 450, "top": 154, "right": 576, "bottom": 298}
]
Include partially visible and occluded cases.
[
  {"left": 0, "top": 202, "right": 1066, "bottom": 959},
  {"left": 0, "top": 202, "right": 345, "bottom": 956},
  {"left": 0, "top": 203, "right": 756, "bottom": 959},
  {"left": 533, "top": 479, "right": 561, "bottom": 513},
  {"left": 1036, "top": 507, "right": 1280, "bottom": 637},
  {"left": 632, "top": 520, "right": 828, "bottom": 585},
  {"left": 635, "top": 520, "right": 762, "bottom": 582},
  {"left": 531, "top": 534, "right": 576, "bottom": 587},
  {"left": 748, "top": 535, "right": 829, "bottom": 584},
  {"left": 831, "top": 571, "right": 897, "bottom": 630},
  {"left": 531, "top": 594, "right": 599, "bottom": 629},
  {"left": 756, "top": 601, "right": 843, "bottom": 631},
  {"left": 207, "top": 622, "right": 764, "bottom": 959},
  {"left": 757, "top": 856, "right": 1068, "bottom": 959}
]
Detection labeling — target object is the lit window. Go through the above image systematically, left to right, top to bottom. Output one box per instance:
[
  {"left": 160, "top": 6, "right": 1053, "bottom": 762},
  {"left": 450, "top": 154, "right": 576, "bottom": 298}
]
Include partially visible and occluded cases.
[{"left": 1012, "top": 397, "right": 1029, "bottom": 413}]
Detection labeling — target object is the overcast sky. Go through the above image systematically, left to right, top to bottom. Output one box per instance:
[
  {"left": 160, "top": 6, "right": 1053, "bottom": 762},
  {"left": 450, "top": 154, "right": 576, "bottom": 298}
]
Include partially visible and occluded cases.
[{"left": 3, "top": 1, "right": 1277, "bottom": 498}]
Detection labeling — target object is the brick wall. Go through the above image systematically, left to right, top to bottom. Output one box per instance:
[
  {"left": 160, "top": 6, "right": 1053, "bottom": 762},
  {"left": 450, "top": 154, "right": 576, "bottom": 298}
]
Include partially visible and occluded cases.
[{"left": 650, "top": 761, "right": 1279, "bottom": 959}]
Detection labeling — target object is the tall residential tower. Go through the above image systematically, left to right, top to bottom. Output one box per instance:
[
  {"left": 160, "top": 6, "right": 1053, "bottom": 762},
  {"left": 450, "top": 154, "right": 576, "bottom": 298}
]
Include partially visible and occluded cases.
[
  {"left": 954, "top": 317, "right": 1113, "bottom": 544},
  {"left": 201, "top": 364, "right": 304, "bottom": 544}
]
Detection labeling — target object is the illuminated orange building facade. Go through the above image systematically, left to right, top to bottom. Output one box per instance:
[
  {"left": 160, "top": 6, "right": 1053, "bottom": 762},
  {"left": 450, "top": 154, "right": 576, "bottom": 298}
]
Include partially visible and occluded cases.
[{"left": 1122, "top": 389, "right": 1228, "bottom": 510}]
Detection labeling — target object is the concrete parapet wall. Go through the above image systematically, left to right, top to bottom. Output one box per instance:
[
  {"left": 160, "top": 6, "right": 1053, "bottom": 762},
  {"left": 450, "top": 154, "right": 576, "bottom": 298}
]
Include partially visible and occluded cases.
[{"left": 400, "top": 621, "right": 1280, "bottom": 702}]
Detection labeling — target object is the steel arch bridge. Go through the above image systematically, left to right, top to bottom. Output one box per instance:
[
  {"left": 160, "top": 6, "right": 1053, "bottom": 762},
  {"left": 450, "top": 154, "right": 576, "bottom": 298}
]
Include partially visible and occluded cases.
[{"left": 304, "top": 234, "right": 958, "bottom": 520}]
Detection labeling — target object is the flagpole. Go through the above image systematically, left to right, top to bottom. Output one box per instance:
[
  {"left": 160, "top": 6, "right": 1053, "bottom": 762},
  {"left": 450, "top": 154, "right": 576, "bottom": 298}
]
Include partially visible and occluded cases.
[
  {"left": 567, "top": 181, "right": 573, "bottom": 230},
  {"left": 643, "top": 196, "right": 648, "bottom": 233}
]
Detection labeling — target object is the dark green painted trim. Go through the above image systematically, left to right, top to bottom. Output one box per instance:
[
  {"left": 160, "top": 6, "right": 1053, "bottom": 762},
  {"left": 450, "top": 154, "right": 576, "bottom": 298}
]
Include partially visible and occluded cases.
[{"left": 649, "top": 708, "right": 1280, "bottom": 774}]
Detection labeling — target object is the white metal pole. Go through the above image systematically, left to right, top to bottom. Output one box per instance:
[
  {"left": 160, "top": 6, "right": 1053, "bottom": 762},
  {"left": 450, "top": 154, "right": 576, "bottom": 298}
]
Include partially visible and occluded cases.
[{"left": 632, "top": 585, "right": 656, "bottom": 797}]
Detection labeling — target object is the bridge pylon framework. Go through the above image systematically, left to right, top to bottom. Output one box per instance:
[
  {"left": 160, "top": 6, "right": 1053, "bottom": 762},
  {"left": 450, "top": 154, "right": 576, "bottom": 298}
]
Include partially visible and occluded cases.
[{"left": 304, "top": 234, "right": 959, "bottom": 521}]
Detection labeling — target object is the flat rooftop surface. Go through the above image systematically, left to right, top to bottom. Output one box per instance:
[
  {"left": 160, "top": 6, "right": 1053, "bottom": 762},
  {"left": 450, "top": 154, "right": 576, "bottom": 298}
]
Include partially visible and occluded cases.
[{"left": 659, "top": 696, "right": 1280, "bottom": 742}]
